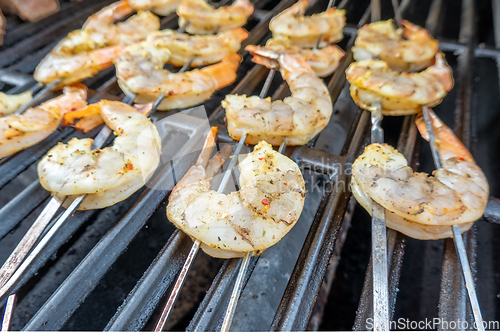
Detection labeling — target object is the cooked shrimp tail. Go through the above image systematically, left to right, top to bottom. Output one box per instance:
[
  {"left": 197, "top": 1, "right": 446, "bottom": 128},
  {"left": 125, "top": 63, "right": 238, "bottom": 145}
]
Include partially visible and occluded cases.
[
  {"left": 82, "top": 0, "right": 135, "bottom": 30},
  {"left": 202, "top": 53, "right": 241, "bottom": 90},
  {"left": 415, "top": 108, "right": 473, "bottom": 162}
]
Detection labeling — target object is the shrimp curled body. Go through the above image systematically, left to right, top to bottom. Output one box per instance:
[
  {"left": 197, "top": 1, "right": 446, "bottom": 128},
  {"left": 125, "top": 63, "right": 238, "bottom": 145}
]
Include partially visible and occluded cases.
[
  {"left": 177, "top": 0, "right": 254, "bottom": 35},
  {"left": 269, "top": 0, "right": 346, "bottom": 48},
  {"left": 352, "top": 19, "right": 439, "bottom": 72},
  {"left": 146, "top": 28, "right": 249, "bottom": 67},
  {"left": 115, "top": 41, "right": 241, "bottom": 110},
  {"left": 223, "top": 50, "right": 333, "bottom": 146},
  {"left": 346, "top": 52, "right": 454, "bottom": 116},
  {"left": 0, "top": 85, "right": 87, "bottom": 158},
  {"left": 38, "top": 100, "right": 161, "bottom": 210},
  {"left": 351, "top": 109, "right": 489, "bottom": 239},
  {"left": 167, "top": 132, "right": 306, "bottom": 258}
]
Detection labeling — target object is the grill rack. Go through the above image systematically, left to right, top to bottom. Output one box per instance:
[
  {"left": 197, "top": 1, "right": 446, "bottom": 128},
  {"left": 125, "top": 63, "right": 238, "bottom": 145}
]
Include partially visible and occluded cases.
[{"left": 0, "top": 0, "right": 499, "bottom": 330}]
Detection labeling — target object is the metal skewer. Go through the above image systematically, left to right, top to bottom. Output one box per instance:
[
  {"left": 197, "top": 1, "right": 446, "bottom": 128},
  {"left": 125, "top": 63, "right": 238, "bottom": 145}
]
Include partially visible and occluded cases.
[
  {"left": 155, "top": 65, "right": 277, "bottom": 332},
  {"left": 14, "top": 78, "right": 62, "bottom": 115},
  {"left": 369, "top": 103, "right": 389, "bottom": 331},
  {"left": 422, "top": 106, "right": 484, "bottom": 331},
  {"left": 154, "top": 132, "right": 248, "bottom": 332},
  {"left": 220, "top": 138, "right": 288, "bottom": 332},
  {"left": 0, "top": 295, "right": 15, "bottom": 331}
]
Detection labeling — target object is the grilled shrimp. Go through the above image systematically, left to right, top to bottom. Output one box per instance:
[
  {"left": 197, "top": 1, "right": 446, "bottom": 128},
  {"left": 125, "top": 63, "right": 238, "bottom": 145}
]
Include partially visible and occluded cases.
[
  {"left": 34, "top": 0, "right": 160, "bottom": 86},
  {"left": 130, "top": 0, "right": 182, "bottom": 16},
  {"left": 177, "top": 0, "right": 254, "bottom": 34},
  {"left": 269, "top": 0, "right": 346, "bottom": 48},
  {"left": 352, "top": 20, "right": 439, "bottom": 72},
  {"left": 146, "top": 27, "right": 248, "bottom": 67},
  {"left": 246, "top": 38, "right": 345, "bottom": 77},
  {"left": 115, "top": 41, "right": 241, "bottom": 110},
  {"left": 223, "top": 50, "right": 332, "bottom": 146},
  {"left": 346, "top": 52, "right": 453, "bottom": 116},
  {"left": 0, "top": 85, "right": 87, "bottom": 159},
  {"left": 0, "top": 91, "right": 33, "bottom": 116},
  {"left": 38, "top": 100, "right": 161, "bottom": 210},
  {"left": 351, "top": 109, "right": 489, "bottom": 240},
  {"left": 167, "top": 128, "right": 306, "bottom": 258}
]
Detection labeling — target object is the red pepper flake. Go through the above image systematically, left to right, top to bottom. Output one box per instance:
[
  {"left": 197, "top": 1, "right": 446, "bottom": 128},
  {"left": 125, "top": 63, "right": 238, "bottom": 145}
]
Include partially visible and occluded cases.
[
  {"left": 258, "top": 157, "right": 265, "bottom": 160},
  {"left": 459, "top": 157, "right": 465, "bottom": 161},
  {"left": 124, "top": 161, "right": 134, "bottom": 171},
  {"left": 86, "top": 174, "right": 90, "bottom": 177},
  {"left": 262, "top": 198, "right": 270, "bottom": 206}
]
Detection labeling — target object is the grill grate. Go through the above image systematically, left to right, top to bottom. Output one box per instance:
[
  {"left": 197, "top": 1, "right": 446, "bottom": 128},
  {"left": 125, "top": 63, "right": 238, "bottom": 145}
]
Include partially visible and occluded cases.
[{"left": 0, "top": 0, "right": 500, "bottom": 331}]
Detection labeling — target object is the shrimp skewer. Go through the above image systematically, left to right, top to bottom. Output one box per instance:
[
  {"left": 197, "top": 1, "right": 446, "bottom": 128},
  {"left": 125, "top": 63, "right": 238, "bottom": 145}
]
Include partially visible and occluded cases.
[
  {"left": 34, "top": 0, "right": 160, "bottom": 87},
  {"left": 177, "top": 0, "right": 254, "bottom": 35},
  {"left": 269, "top": 0, "right": 346, "bottom": 48},
  {"left": 352, "top": 19, "right": 439, "bottom": 72},
  {"left": 146, "top": 28, "right": 249, "bottom": 67},
  {"left": 114, "top": 41, "right": 241, "bottom": 110},
  {"left": 223, "top": 49, "right": 333, "bottom": 145},
  {"left": 346, "top": 52, "right": 454, "bottom": 116},
  {"left": 155, "top": 67, "right": 294, "bottom": 331},
  {"left": 0, "top": 83, "right": 169, "bottom": 308},
  {"left": 0, "top": 85, "right": 88, "bottom": 159},
  {"left": 38, "top": 100, "right": 161, "bottom": 210},
  {"left": 351, "top": 109, "right": 488, "bottom": 239}
]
